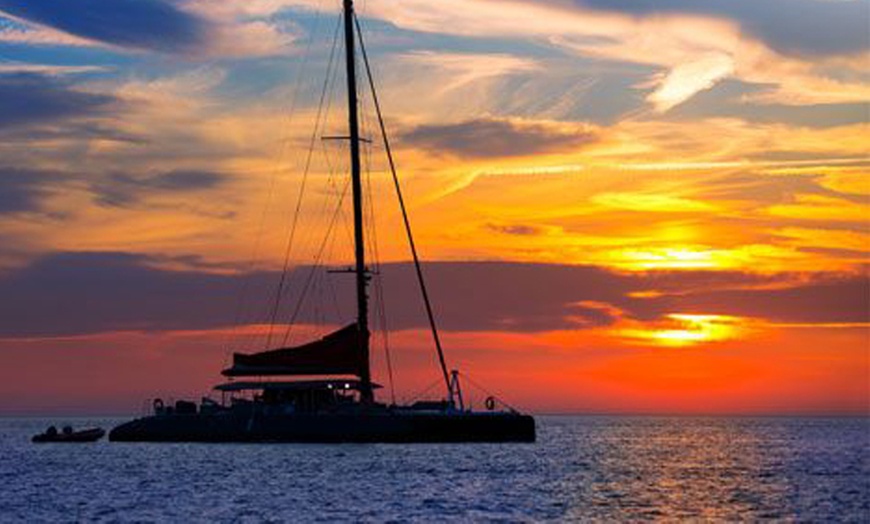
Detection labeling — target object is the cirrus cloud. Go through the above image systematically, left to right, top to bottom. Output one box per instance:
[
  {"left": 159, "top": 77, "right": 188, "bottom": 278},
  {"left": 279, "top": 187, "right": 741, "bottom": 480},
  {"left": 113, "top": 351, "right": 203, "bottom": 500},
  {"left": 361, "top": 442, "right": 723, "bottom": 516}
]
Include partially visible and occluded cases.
[{"left": 402, "top": 117, "right": 598, "bottom": 158}]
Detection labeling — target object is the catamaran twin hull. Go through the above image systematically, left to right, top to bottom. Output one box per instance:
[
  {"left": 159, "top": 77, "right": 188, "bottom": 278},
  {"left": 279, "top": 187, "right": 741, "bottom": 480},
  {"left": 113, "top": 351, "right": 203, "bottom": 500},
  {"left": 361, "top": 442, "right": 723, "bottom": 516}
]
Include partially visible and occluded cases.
[{"left": 109, "top": 410, "right": 535, "bottom": 443}]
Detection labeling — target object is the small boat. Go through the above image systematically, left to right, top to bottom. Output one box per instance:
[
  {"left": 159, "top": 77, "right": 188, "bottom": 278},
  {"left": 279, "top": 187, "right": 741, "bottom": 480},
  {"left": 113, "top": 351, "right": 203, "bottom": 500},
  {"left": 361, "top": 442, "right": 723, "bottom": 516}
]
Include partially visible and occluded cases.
[{"left": 32, "top": 426, "right": 105, "bottom": 443}]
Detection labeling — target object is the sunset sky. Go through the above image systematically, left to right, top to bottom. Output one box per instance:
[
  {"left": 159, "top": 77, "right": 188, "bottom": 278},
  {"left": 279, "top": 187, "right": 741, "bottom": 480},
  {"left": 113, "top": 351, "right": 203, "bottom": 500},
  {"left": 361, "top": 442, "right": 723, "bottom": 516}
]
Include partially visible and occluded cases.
[{"left": 0, "top": 0, "right": 867, "bottom": 415}]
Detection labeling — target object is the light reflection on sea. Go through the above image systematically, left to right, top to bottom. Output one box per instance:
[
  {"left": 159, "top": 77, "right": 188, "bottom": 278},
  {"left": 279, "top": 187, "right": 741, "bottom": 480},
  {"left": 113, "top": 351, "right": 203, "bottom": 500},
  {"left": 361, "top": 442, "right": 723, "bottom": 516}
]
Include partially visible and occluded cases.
[{"left": 1, "top": 416, "right": 867, "bottom": 522}]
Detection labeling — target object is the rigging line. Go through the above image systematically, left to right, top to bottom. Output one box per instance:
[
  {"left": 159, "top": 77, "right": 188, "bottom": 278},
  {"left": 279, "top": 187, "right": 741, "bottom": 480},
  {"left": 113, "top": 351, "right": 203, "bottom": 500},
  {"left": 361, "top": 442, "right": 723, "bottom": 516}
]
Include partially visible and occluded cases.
[
  {"left": 222, "top": 1, "right": 328, "bottom": 355},
  {"left": 264, "top": 11, "right": 342, "bottom": 347},
  {"left": 264, "top": 12, "right": 343, "bottom": 350},
  {"left": 355, "top": 14, "right": 452, "bottom": 394},
  {"left": 308, "top": 33, "right": 354, "bottom": 268},
  {"left": 301, "top": 46, "right": 348, "bottom": 274},
  {"left": 284, "top": 59, "right": 348, "bottom": 338},
  {"left": 287, "top": 83, "right": 348, "bottom": 337},
  {"left": 362, "top": 120, "right": 396, "bottom": 405},
  {"left": 320, "top": 135, "right": 355, "bottom": 250},
  {"left": 319, "top": 143, "right": 353, "bottom": 275},
  {"left": 281, "top": 177, "right": 353, "bottom": 346},
  {"left": 282, "top": 179, "right": 349, "bottom": 345},
  {"left": 319, "top": 198, "right": 345, "bottom": 324},
  {"left": 324, "top": 250, "right": 345, "bottom": 323},
  {"left": 373, "top": 276, "right": 395, "bottom": 404},
  {"left": 460, "top": 372, "right": 524, "bottom": 414},
  {"left": 403, "top": 376, "right": 445, "bottom": 405}
]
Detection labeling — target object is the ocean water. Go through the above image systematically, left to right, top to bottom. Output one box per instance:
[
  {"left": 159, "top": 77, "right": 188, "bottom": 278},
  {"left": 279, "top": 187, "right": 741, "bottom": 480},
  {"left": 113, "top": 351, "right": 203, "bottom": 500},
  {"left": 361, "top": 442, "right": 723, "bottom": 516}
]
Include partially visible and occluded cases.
[{"left": 1, "top": 416, "right": 867, "bottom": 522}]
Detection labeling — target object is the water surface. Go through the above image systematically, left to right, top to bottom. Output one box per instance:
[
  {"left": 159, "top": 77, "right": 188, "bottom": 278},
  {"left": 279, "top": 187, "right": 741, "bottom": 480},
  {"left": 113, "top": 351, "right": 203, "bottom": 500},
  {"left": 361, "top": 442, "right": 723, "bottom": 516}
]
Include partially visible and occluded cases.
[{"left": 2, "top": 416, "right": 867, "bottom": 521}]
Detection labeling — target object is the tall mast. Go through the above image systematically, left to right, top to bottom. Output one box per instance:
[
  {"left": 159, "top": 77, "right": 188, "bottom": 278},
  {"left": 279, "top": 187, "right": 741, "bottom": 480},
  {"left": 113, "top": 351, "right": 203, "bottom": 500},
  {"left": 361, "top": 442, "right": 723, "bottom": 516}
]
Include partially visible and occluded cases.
[{"left": 343, "top": 0, "right": 372, "bottom": 403}]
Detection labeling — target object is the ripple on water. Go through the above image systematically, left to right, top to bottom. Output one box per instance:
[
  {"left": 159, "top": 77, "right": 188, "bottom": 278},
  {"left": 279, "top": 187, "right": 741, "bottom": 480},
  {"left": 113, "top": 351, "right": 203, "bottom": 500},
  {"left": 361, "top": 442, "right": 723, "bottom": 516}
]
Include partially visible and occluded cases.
[{"left": 1, "top": 416, "right": 868, "bottom": 522}]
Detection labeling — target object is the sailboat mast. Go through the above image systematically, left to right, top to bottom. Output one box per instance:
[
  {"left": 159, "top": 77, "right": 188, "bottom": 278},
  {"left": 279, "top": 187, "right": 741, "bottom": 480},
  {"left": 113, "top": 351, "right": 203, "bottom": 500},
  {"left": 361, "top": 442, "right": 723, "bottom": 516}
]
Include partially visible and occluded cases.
[{"left": 343, "top": 0, "right": 372, "bottom": 403}]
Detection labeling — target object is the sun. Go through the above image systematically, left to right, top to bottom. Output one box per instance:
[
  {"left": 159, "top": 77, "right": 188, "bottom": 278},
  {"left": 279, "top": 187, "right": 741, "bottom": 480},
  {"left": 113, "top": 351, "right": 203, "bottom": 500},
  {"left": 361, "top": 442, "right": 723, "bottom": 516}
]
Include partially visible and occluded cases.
[{"left": 620, "top": 314, "right": 744, "bottom": 347}]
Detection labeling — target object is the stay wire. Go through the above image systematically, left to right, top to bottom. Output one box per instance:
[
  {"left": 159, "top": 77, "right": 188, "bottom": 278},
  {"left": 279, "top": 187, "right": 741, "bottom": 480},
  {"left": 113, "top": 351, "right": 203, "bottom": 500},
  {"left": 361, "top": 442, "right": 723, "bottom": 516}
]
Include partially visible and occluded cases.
[
  {"left": 222, "top": 1, "right": 329, "bottom": 357},
  {"left": 264, "top": 13, "right": 343, "bottom": 349},
  {"left": 355, "top": 14, "right": 452, "bottom": 394},
  {"left": 282, "top": 25, "right": 349, "bottom": 342},
  {"left": 361, "top": 102, "right": 396, "bottom": 405},
  {"left": 281, "top": 177, "right": 352, "bottom": 346},
  {"left": 460, "top": 372, "right": 524, "bottom": 414},
  {"left": 403, "top": 376, "right": 446, "bottom": 405}
]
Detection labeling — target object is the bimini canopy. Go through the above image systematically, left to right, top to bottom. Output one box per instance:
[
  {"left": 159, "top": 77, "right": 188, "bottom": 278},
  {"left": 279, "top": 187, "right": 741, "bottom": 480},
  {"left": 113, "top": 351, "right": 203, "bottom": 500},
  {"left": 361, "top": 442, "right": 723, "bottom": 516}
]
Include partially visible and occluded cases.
[{"left": 222, "top": 324, "right": 366, "bottom": 377}]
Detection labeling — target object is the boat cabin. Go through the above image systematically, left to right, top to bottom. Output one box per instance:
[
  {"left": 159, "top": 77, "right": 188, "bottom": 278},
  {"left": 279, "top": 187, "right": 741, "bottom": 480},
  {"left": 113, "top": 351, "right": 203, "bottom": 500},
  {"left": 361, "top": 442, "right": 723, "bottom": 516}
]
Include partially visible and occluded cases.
[{"left": 215, "top": 379, "right": 382, "bottom": 413}]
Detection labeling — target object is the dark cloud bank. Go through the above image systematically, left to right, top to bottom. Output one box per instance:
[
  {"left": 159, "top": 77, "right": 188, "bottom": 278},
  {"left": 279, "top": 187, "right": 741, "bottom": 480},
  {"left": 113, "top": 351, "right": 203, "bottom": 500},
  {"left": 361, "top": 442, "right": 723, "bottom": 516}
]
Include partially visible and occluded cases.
[{"left": 0, "top": 252, "right": 865, "bottom": 337}]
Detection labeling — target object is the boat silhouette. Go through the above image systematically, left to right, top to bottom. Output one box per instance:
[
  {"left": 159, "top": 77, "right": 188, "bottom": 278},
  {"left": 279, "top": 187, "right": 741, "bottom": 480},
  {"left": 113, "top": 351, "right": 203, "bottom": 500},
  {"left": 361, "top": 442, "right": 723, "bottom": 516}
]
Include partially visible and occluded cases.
[
  {"left": 109, "top": 0, "right": 535, "bottom": 444},
  {"left": 33, "top": 426, "right": 105, "bottom": 443}
]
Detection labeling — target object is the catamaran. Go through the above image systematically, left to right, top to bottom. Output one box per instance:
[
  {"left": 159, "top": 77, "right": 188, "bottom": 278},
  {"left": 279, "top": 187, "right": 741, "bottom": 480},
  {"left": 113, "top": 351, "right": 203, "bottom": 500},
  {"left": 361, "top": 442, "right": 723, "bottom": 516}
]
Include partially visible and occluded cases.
[{"left": 109, "top": 0, "right": 535, "bottom": 443}]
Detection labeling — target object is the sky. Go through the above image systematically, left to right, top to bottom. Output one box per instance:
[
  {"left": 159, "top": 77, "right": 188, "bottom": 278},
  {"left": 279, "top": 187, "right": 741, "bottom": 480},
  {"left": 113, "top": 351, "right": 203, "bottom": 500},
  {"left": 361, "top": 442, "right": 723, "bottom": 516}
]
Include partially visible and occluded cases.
[{"left": 0, "top": 0, "right": 867, "bottom": 415}]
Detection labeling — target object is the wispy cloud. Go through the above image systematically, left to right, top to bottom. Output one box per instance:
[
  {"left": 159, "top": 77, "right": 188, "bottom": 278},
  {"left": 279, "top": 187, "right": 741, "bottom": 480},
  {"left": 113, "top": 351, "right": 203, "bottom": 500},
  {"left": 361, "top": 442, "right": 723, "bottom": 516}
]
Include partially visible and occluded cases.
[
  {"left": 0, "top": 0, "right": 295, "bottom": 57},
  {"left": 364, "top": 0, "right": 870, "bottom": 110},
  {"left": 398, "top": 51, "right": 540, "bottom": 92},
  {"left": 643, "top": 53, "right": 734, "bottom": 112},
  {"left": 0, "top": 62, "right": 108, "bottom": 75},
  {"left": 0, "top": 73, "right": 118, "bottom": 129},
  {"left": 402, "top": 117, "right": 597, "bottom": 158},
  {"left": 0, "top": 167, "right": 63, "bottom": 215},
  {"left": 92, "top": 170, "right": 227, "bottom": 208}
]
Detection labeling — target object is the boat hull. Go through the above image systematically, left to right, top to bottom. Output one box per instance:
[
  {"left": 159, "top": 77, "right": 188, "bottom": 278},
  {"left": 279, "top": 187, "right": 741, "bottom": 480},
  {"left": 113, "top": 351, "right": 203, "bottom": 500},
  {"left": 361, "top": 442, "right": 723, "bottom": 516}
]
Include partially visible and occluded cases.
[
  {"left": 109, "top": 411, "right": 535, "bottom": 443},
  {"left": 32, "top": 428, "right": 105, "bottom": 443}
]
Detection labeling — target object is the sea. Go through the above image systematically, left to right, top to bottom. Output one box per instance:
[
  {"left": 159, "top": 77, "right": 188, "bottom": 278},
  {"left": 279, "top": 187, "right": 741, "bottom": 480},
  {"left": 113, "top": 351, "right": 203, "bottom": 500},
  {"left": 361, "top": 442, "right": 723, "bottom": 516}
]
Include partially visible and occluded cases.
[{"left": 1, "top": 416, "right": 867, "bottom": 522}]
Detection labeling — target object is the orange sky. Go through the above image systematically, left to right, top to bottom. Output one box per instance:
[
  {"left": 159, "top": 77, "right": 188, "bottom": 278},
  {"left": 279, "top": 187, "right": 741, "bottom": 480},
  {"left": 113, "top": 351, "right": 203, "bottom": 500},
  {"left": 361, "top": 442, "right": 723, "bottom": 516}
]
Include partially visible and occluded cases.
[{"left": 0, "top": 0, "right": 867, "bottom": 414}]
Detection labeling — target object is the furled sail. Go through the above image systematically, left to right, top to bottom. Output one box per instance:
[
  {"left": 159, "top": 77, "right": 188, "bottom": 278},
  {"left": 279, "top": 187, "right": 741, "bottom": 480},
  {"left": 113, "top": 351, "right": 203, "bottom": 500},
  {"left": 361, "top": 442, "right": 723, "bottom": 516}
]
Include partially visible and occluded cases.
[{"left": 222, "top": 324, "right": 366, "bottom": 377}]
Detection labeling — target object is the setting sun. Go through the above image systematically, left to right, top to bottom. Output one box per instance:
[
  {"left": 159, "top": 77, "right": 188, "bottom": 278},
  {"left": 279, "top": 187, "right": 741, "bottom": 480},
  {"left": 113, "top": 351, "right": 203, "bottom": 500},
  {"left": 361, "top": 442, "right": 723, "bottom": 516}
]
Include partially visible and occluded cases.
[{"left": 619, "top": 314, "right": 745, "bottom": 346}]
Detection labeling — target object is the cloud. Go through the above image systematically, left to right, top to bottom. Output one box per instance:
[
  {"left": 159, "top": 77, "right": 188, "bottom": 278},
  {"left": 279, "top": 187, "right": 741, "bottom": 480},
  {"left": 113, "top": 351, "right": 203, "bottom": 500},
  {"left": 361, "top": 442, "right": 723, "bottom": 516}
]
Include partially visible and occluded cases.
[
  {"left": 0, "top": 0, "right": 209, "bottom": 54},
  {"left": 0, "top": 0, "right": 294, "bottom": 57},
  {"left": 360, "top": 0, "right": 869, "bottom": 109},
  {"left": 361, "top": 0, "right": 868, "bottom": 59},
  {"left": 574, "top": 0, "right": 870, "bottom": 58},
  {"left": 0, "top": 24, "right": 98, "bottom": 47},
  {"left": 398, "top": 51, "right": 541, "bottom": 92},
  {"left": 644, "top": 53, "right": 734, "bottom": 112},
  {"left": 0, "top": 62, "right": 108, "bottom": 75},
  {"left": 0, "top": 73, "right": 117, "bottom": 129},
  {"left": 666, "top": 79, "right": 870, "bottom": 128},
  {"left": 402, "top": 117, "right": 598, "bottom": 158},
  {"left": 0, "top": 121, "right": 145, "bottom": 145},
  {"left": 0, "top": 165, "right": 225, "bottom": 219},
  {"left": 0, "top": 167, "right": 63, "bottom": 215},
  {"left": 92, "top": 170, "right": 227, "bottom": 207},
  {"left": 694, "top": 172, "right": 867, "bottom": 207},
  {"left": 486, "top": 224, "right": 543, "bottom": 236},
  {"left": 0, "top": 252, "right": 269, "bottom": 337},
  {"left": 0, "top": 253, "right": 865, "bottom": 337},
  {"left": 654, "top": 275, "right": 870, "bottom": 325}
]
